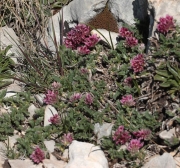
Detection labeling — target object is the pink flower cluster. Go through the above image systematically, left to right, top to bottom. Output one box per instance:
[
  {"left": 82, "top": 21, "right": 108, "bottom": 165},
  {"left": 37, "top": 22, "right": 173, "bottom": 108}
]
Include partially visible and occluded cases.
[
  {"left": 157, "top": 15, "right": 175, "bottom": 34},
  {"left": 64, "top": 24, "right": 100, "bottom": 54},
  {"left": 119, "top": 27, "right": 138, "bottom": 47},
  {"left": 130, "top": 54, "right": 145, "bottom": 73},
  {"left": 44, "top": 82, "right": 61, "bottom": 105},
  {"left": 43, "top": 90, "right": 58, "bottom": 105},
  {"left": 69, "top": 92, "right": 94, "bottom": 105},
  {"left": 70, "top": 93, "right": 82, "bottom": 102},
  {"left": 120, "top": 94, "right": 135, "bottom": 107},
  {"left": 48, "top": 114, "right": 60, "bottom": 125},
  {"left": 113, "top": 126, "right": 151, "bottom": 153},
  {"left": 113, "top": 126, "right": 131, "bottom": 145},
  {"left": 133, "top": 129, "right": 151, "bottom": 140},
  {"left": 61, "top": 133, "right": 73, "bottom": 146},
  {"left": 127, "top": 139, "right": 144, "bottom": 153},
  {"left": 30, "top": 146, "right": 45, "bottom": 164}
]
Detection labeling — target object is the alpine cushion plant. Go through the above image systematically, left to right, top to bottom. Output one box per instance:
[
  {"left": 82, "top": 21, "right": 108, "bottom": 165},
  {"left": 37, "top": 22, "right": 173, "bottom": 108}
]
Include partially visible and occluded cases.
[
  {"left": 157, "top": 14, "right": 175, "bottom": 34},
  {"left": 64, "top": 24, "right": 100, "bottom": 54},
  {"left": 119, "top": 27, "right": 133, "bottom": 38},
  {"left": 130, "top": 54, "right": 145, "bottom": 73},
  {"left": 69, "top": 93, "right": 82, "bottom": 102},
  {"left": 84, "top": 93, "right": 93, "bottom": 105},
  {"left": 120, "top": 94, "right": 135, "bottom": 107},
  {"left": 30, "top": 146, "right": 45, "bottom": 164}
]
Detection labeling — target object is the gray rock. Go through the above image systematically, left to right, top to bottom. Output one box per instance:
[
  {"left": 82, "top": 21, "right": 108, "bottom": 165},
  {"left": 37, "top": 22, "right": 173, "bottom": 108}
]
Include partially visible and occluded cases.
[
  {"left": 108, "top": 0, "right": 148, "bottom": 28},
  {"left": 0, "top": 26, "right": 22, "bottom": 58},
  {"left": 91, "top": 29, "right": 119, "bottom": 49},
  {"left": 34, "top": 94, "right": 45, "bottom": 106},
  {"left": 28, "top": 104, "right": 38, "bottom": 120},
  {"left": 44, "top": 105, "right": 58, "bottom": 126},
  {"left": 94, "top": 122, "right": 114, "bottom": 141},
  {"left": 159, "top": 128, "right": 176, "bottom": 140},
  {"left": 5, "top": 135, "right": 20, "bottom": 149},
  {"left": 44, "top": 140, "right": 55, "bottom": 153},
  {"left": 65, "top": 140, "right": 108, "bottom": 168},
  {"left": 142, "top": 153, "right": 176, "bottom": 168},
  {"left": 8, "top": 159, "right": 43, "bottom": 168},
  {"left": 43, "top": 159, "right": 67, "bottom": 168}
]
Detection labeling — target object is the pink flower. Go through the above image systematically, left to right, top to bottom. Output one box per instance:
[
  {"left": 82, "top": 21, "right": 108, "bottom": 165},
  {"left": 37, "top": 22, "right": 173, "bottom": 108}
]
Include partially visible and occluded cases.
[
  {"left": 157, "top": 15, "right": 175, "bottom": 34},
  {"left": 64, "top": 24, "right": 90, "bottom": 49},
  {"left": 119, "top": 27, "right": 133, "bottom": 38},
  {"left": 84, "top": 34, "right": 100, "bottom": 48},
  {"left": 125, "top": 36, "right": 138, "bottom": 47},
  {"left": 77, "top": 45, "right": 90, "bottom": 55},
  {"left": 130, "top": 54, "right": 145, "bottom": 73},
  {"left": 124, "top": 77, "right": 133, "bottom": 87},
  {"left": 51, "top": 82, "right": 61, "bottom": 90},
  {"left": 44, "top": 90, "right": 58, "bottom": 105},
  {"left": 70, "top": 93, "right": 82, "bottom": 102},
  {"left": 84, "top": 93, "right": 93, "bottom": 105},
  {"left": 120, "top": 94, "right": 135, "bottom": 107},
  {"left": 48, "top": 114, "right": 60, "bottom": 125},
  {"left": 113, "top": 126, "right": 131, "bottom": 145},
  {"left": 133, "top": 129, "right": 151, "bottom": 140},
  {"left": 61, "top": 133, "right": 73, "bottom": 146},
  {"left": 127, "top": 139, "right": 144, "bottom": 153},
  {"left": 30, "top": 146, "right": 45, "bottom": 164}
]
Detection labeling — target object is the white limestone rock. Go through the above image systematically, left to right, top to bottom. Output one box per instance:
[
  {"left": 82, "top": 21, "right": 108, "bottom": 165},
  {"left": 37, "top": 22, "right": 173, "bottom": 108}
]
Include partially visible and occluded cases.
[
  {"left": 108, "top": 0, "right": 148, "bottom": 28},
  {"left": 0, "top": 26, "right": 22, "bottom": 58},
  {"left": 91, "top": 29, "right": 119, "bottom": 49},
  {"left": 34, "top": 94, "right": 45, "bottom": 106},
  {"left": 28, "top": 104, "right": 38, "bottom": 120},
  {"left": 44, "top": 105, "right": 58, "bottom": 126},
  {"left": 94, "top": 122, "right": 114, "bottom": 141},
  {"left": 159, "top": 127, "right": 176, "bottom": 140},
  {"left": 44, "top": 140, "right": 55, "bottom": 153},
  {"left": 65, "top": 140, "right": 108, "bottom": 168},
  {"left": 142, "top": 153, "right": 176, "bottom": 168},
  {"left": 43, "top": 159, "right": 67, "bottom": 168}
]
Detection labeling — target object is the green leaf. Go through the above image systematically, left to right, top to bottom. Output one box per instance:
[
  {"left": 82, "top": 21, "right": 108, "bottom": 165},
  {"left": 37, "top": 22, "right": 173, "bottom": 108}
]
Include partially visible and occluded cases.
[
  {"left": 154, "top": 74, "right": 167, "bottom": 82},
  {"left": 160, "top": 81, "right": 171, "bottom": 87}
]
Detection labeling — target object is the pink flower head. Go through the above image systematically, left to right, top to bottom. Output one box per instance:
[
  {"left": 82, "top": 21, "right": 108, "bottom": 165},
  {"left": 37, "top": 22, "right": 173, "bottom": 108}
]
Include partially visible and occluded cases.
[
  {"left": 157, "top": 15, "right": 175, "bottom": 34},
  {"left": 64, "top": 24, "right": 90, "bottom": 49},
  {"left": 119, "top": 27, "right": 133, "bottom": 38},
  {"left": 84, "top": 34, "right": 100, "bottom": 48},
  {"left": 125, "top": 36, "right": 138, "bottom": 47},
  {"left": 77, "top": 45, "right": 90, "bottom": 55},
  {"left": 130, "top": 54, "right": 145, "bottom": 73},
  {"left": 124, "top": 77, "right": 133, "bottom": 87},
  {"left": 51, "top": 82, "right": 61, "bottom": 90},
  {"left": 44, "top": 90, "right": 58, "bottom": 105},
  {"left": 70, "top": 93, "right": 82, "bottom": 102},
  {"left": 84, "top": 93, "right": 93, "bottom": 105},
  {"left": 120, "top": 94, "right": 135, "bottom": 107},
  {"left": 48, "top": 114, "right": 60, "bottom": 125},
  {"left": 113, "top": 126, "right": 131, "bottom": 145},
  {"left": 133, "top": 129, "right": 151, "bottom": 140},
  {"left": 61, "top": 133, "right": 73, "bottom": 146},
  {"left": 127, "top": 139, "right": 144, "bottom": 153},
  {"left": 30, "top": 146, "right": 45, "bottom": 164}
]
